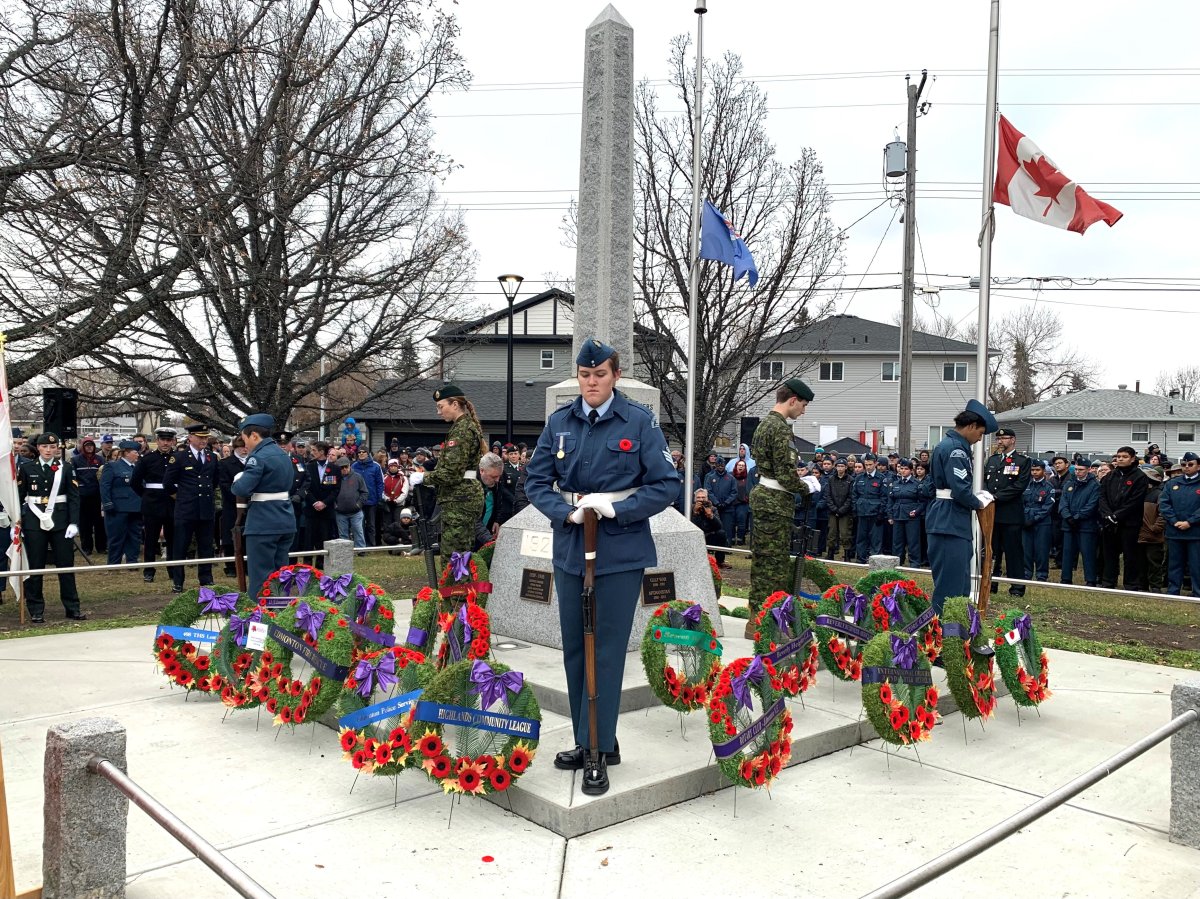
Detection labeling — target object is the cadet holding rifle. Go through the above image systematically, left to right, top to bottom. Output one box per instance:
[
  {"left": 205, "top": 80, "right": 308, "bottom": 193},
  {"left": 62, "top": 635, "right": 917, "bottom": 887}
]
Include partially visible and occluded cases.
[{"left": 525, "top": 338, "right": 678, "bottom": 796}]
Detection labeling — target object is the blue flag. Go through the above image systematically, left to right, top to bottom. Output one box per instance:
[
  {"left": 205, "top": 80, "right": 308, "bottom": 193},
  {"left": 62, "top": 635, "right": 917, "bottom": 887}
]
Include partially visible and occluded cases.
[{"left": 699, "top": 200, "right": 758, "bottom": 287}]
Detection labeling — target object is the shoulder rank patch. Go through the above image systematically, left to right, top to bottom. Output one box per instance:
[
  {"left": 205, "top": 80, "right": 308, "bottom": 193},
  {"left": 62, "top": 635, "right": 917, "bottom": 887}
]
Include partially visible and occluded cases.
[
  {"left": 661, "top": 448, "right": 673, "bottom": 466},
  {"left": 950, "top": 448, "right": 968, "bottom": 459},
  {"left": 247, "top": 457, "right": 258, "bottom": 467},
  {"left": 953, "top": 467, "right": 969, "bottom": 480}
]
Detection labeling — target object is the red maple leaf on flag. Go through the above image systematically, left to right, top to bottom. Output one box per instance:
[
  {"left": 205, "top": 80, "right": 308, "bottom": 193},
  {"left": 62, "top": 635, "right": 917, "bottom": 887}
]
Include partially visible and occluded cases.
[{"left": 1022, "top": 155, "right": 1072, "bottom": 217}]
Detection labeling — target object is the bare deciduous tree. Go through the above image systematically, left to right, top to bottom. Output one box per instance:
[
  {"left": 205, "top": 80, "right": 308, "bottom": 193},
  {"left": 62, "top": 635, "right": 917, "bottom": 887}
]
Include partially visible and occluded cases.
[
  {"left": 984, "top": 307, "right": 1098, "bottom": 411},
  {"left": 1154, "top": 366, "right": 1200, "bottom": 403}
]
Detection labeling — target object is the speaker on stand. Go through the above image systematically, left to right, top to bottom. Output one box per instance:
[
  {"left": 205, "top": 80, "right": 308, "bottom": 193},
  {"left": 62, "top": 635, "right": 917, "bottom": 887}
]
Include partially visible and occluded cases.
[{"left": 42, "top": 388, "right": 78, "bottom": 439}]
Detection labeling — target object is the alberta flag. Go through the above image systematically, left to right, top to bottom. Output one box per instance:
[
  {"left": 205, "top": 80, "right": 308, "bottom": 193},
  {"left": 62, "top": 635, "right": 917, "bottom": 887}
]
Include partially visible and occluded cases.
[
  {"left": 993, "top": 116, "right": 1123, "bottom": 234},
  {"left": 699, "top": 200, "right": 759, "bottom": 286}
]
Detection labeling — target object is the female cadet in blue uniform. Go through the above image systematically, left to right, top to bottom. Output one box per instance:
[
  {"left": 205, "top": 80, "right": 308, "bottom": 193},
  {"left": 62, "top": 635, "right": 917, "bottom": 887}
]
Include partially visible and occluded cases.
[
  {"left": 524, "top": 337, "right": 678, "bottom": 796},
  {"left": 926, "top": 399, "right": 997, "bottom": 615},
  {"left": 231, "top": 414, "right": 298, "bottom": 595},
  {"left": 99, "top": 439, "right": 143, "bottom": 565},
  {"left": 887, "top": 458, "right": 926, "bottom": 567}
]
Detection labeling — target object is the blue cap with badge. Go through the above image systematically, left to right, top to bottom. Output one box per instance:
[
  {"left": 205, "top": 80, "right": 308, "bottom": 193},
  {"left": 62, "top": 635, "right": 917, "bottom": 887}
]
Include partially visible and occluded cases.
[
  {"left": 576, "top": 337, "right": 616, "bottom": 368},
  {"left": 964, "top": 398, "right": 999, "bottom": 434},
  {"left": 238, "top": 413, "right": 276, "bottom": 431},
  {"left": 118, "top": 439, "right": 140, "bottom": 451},
  {"left": 1182, "top": 451, "right": 1200, "bottom": 463}
]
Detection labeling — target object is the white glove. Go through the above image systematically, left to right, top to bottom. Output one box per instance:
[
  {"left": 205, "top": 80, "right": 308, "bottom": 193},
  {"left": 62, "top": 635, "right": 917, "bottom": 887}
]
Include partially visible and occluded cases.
[
  {"left": 232, "top": 471, "right": 244, "bottom": 483},
  {"left": 408, "top": 471, "right": 424, "bottom": 486},
  {"left": 801, "top": 475, "right": 822, "bottom": 494},
  {"left": 975, "top": 490, "right": 995, "bottom": 509},
  {"left": 578, "top": 494, "right": 616, "bottom": 519},
  {"left": 568, "top": 506, "right": 587, "bottom": 524},
  {"left": 0, "top": 511, "right": 9, "bottom": 528},
  {"left": 65, "top": 524, "right": 79, "bottom": 539}
]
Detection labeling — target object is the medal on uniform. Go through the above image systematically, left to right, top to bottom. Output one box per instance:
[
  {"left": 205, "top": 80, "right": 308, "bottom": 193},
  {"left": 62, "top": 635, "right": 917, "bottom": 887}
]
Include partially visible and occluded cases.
[{"left": 557, "top": 434, "right": 565, "bottom": 459}]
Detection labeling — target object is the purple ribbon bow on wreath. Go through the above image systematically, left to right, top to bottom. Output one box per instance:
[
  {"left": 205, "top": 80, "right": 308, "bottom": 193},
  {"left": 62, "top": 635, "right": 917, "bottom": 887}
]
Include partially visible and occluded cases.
[
  {"left": 450, "top": 551, "right": 472, "bottom": 582},
  {"left": 278, "top": 567, "right": 312, "bottom": 596},
  {"left": 319, "top": 572, "right": 352, "bottom": 601},
  {"left": 354, "top": 584, "right": 376, "bottom": 624},
  {"left": 879, "top": 585, "right": 904, "bottom": 621},
  {"left": 197, "top": 587, "right": 238, "bottom": 615},
  {"left": 842, "top": 588, "right": 867, "bottom": 621},
  {"left": 770, "top": 595, "right": 795, "bottom": 638},
  {"left": 295, "top": 602, "right": 325, "bottom": 642},
  {"left": 670, "top": 603, "right": 702, "bottom": 630},
  {"left": 967, "top": 603, "right": 981, "bottom": 638},
  {"left": 229, "top": 608, "right": 262, "bottom": 648},
  {"left": 1013, "top": 613, "right": 1032, "bottom": 641},
  {"left": 891, "top": 634, "right": 918, "bottom": 670},
  {"left": 353, "top": 653, "right": 398, "bottom": 698},
  {"left": 731, "top": 656, "right": 767, "bottom": 713},
  {"left": 469, "top": 660, "right": 524, "bottom": 709}
]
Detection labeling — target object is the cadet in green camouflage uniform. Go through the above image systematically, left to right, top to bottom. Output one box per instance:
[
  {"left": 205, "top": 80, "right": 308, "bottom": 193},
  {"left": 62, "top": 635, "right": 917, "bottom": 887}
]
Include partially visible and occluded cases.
[
  {"left": 748, "top": 378, "right": 817, "bottom": 637},
  {"left": 410, "top": 383, "right": 485, "bottom": 561}
]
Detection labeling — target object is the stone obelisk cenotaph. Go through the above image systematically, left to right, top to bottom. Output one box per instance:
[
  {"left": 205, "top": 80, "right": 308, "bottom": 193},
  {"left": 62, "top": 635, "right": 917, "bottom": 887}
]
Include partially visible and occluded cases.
[{"left": 488, "top": 5, "right": 723, "bottom": 652}]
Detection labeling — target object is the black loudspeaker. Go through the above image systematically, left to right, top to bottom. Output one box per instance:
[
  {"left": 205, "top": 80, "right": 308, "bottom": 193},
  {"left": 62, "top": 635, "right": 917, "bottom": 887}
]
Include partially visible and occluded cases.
[
  {"left": 42, "top": 388, "right": 78, "bottom": 439},
  {"left": 739, "top": 416, "right": 760, "bottom": 450}
]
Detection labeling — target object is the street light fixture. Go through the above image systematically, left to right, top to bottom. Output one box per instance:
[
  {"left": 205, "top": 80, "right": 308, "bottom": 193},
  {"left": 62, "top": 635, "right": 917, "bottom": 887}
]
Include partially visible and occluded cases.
[{"left": 498, "top": 274, "right": 524, "bottom": 443}]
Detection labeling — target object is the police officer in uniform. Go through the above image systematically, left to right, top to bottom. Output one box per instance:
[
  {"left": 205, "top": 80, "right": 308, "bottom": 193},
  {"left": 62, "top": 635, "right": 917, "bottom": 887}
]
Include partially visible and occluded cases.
[
  {"left": 525, "top": 338, "right": 678, "bottom": 795},
  {"left": 748, "top": 378, "right": 818, "bottom": 638},
  {"left": 408, "top": 384, "right": 485, "bottom": 561},
  {"left": 927, "top": 399, "right": 998, "bottom": 615},
  {"left": 231, "top": 414, "right": 298, "bottom": 596},
  {"left": 164, "top": 423, "right": 218, "bottom": 592},
  {"left": 132, "top": 426, "right": 177, "bottom": 583},
  {"left": 983, "top": 428, "right": 1031, "bottom": 597},
  {"left": 17, "top": 433, "right": 86, "bottom": 622},
  {"left": 99, "top": 439, "right": 143, "bottom": 565},
  {"left": 1160, "top": 450, "right": 1200, "bottom": 596}
]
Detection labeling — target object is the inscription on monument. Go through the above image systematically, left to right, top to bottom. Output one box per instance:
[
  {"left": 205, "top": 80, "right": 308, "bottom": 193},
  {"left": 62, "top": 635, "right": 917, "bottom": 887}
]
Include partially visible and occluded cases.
[
  {"left": 520, "top": 530, "right": 554, "bottom": 560},
  {"left": 520, "top": 569, "right": 553, "bottom": 604},
  {"left": 641, "top": 571, "right": 676, "bottom": 607}
]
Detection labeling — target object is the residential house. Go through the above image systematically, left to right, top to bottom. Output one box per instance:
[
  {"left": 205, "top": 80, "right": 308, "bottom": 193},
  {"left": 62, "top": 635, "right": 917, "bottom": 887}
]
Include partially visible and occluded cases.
[{"left": 994, "top": 387, "right": 1200, "bottom": 461}]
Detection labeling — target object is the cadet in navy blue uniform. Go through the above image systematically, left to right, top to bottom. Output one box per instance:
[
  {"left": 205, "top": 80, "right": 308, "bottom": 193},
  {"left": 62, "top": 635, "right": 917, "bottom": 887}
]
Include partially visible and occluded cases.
[
  {"left": 524, "top": 338, "right": 677, "bottom": 797},
  {"left": 927, "top": 400, "right": 998, "bottom": 614},
  {"left": 231, "top": 414, "right": 298, "bottom": 596},
  {"left": 164, "top": 423, "right": 219, "bottom": 592},
  {"left": 131, "top": 426, "right": 177, "bottom": 583},
  {"left": 99, "top": 440, "right": 143, "bottom": 565},
  {"left": 1161, "top": 450, "right": 1200, "bottom": 596},
  {"left": 852, "top": 454, "right": 886, "bottom": 561},
  {"left": 887, "top": 458, "right": 926, "bottom": 567},
  {"left": 1059, "top": 459, "right": 1100, "bottom": 586},
  {"left": 1021, "top": 460, "right": 1055, "bottom": 582}
]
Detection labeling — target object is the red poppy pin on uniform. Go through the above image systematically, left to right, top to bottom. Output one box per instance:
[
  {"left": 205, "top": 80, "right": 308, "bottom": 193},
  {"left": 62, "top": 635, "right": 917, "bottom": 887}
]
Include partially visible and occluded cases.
[
  {"left": 619, "top": 439, "right": 633, "bottom": 451},
  {"left": 1125, "top": 480, "right": 1132, "bottom": 486}
]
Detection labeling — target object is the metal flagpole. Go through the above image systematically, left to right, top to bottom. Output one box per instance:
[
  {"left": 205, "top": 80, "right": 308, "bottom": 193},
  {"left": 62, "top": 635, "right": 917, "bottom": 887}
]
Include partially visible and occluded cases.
[
  {"left": 682, "top": 0, "right": 707, "bottom": 515},
  {"left": 972, "top": 0, "right": 1001, "bottom": 603}
]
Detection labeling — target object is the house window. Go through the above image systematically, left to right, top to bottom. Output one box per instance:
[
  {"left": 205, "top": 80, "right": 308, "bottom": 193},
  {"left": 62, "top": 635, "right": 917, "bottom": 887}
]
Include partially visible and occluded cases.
[
  {"left": 540, "top": 349, "right": 554, "bottom": 370},
  {"left": 759, "top": 360, "right": 784, "bottom": 381},
  {"left": 819, "top": 361, "right": 844, "bottom": 382},
  {"left": 881, "top": 361, "right": 900, "bottom": 382},
  {"left": 942, "top": 362, "right": 968, "bottom": 383},
  {"left": 1066, "top": 422, "right": 1084, "bottom": 442},
  {"left": 1131, "top": 422, "right": 1149, "bottom": 443},
  {"left": 1180, "top": 424, "right": 1196, "bottom": 443},
  {"left": 928, "top": 426, "right": 950, "bottom": 447}
]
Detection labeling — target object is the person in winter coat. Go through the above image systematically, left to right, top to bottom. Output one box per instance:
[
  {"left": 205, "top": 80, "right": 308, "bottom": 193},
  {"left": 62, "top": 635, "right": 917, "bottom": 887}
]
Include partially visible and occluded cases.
[
  {"left": 72, "top": 436, "right": 107, "bottom": 555},
  {"left": 725, "top": 443, "right": 757, "bottom": 477},
  {"left": 1097, "top": 446, "right": 1150, "bottom": 591},
  {"left": 352, "top": 447, "right": 385, "bottom": 546},
  {"left": 1160, "top": 451, "right": 1200, "bottom": 596},
  {"left": 333, "top": 456, "right": 369, "bottom": 548},
  {"left": 703, "top": 457, "right": 738, "bottom": 540},
  {"left": 381, "top": 458, "right": 410, "bottom": 527},
  {"left": 825, "top": 458, "right": 855, "bottom": 561},
  {"left": 887, "top": 458, "right": 925, "bottom": 567},
  {"left": 730, "top": 459, "right": 753, "bottom": 545},
  {"left": 1021, "top": 459, "right": 1055, "bottom": 582},
  {"left": 1060, "top": 460, "right": 1101, "bottom": 587},
  {"left": 1138, "top": 464, "right": 1166, "bottom": 592},
  {"left": 692, "top": 488, "right": 729, "bottom": 566}
]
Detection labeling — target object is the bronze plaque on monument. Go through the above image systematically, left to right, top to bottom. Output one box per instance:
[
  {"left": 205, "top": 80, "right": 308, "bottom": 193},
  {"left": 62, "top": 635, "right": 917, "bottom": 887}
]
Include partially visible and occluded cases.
[
  {"left": 520, "top": 569, "right": 553, "bottom": 604},
  {"left": 641, "top": 571, "right": 676, "bottom": 607}
]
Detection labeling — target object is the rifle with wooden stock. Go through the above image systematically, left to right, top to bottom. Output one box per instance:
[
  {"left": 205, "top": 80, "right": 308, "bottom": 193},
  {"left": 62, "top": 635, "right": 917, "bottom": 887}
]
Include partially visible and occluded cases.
[
  {"left": 233, "top": 498, "right": 248, "bottom": 593},
  {"left": 581, "top": 508, "right": 600, "bottom": 777}
]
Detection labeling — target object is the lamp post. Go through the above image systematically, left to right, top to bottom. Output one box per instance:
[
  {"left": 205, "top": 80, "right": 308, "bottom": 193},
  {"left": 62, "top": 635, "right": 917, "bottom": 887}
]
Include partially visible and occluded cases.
[{"left": 498, "top": 274, "right": 524, "bottom": 443}]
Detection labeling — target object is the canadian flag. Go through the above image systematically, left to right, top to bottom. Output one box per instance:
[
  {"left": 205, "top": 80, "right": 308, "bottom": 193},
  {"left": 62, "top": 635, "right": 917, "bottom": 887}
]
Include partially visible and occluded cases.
[{"left": 993, "top": 115, "right": 1123, "bottom": 234}]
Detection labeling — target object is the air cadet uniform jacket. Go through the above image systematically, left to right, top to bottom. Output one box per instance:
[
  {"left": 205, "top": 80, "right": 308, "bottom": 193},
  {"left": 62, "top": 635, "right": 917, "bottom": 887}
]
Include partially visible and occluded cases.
[
  {"left": 926, "top": 430, "right": 984, "bottom": 537},
  {"left": 231, "top": 438, "right": 298, "bottom": 536},
  {"left": 99, "top": 458, "right": 141, "bottom": 514},
  {"left": 1161, "top": 473, "right": 1200, "bottom": 541}
]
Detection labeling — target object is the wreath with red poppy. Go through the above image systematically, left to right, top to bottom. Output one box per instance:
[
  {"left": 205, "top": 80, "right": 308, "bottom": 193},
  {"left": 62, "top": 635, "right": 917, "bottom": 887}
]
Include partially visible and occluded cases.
[
  {"left": 475, "top": 540, "right": 497, "bottom": 569},
  {"left": 437, "top": 552, "right": 492, "bottom": 607},
  {"left": 708, "top": 554, "right": 723, "bottom": 599},
  {"left": 802, "top": 557, "right": 839, "bottom": 595},
  {"left": 853, "top": 567, "right": 906, "bottom": 600},
  {"left": 870, "top": 579, "right": 942, "bottom": 664},
  {"left": 152, "top": 583, "right": 242, "bottom": 694},
  {"left": 811, "top": 584, "right": 872, "bottom": 682},
  {"left": 403, "top": 586, "right": 441, "bottom": 662},
  {"left": 751, "top": 591, "right": 819, "bottom": 697},
  {"left": 210, "top": 593, "right": 284, "bottom": 711},
  {"left": 434, "top": 594, "right": 492, "bottom": 669},
  {"left": 940, "top": 597, "right": 998, "bottom": 721},
  {"left": 640, "top": 600, "right": 722, "bottom": 713},
  {"left": 993, "top": 608, "right": 1051, "bottom": 707},
  {"left": 861, "top": 631, "right": 939, "bottom": 746},
  {"left": 335, "top": 646, "right": 428, "bottom": 776},
  {"left": 706, "top": 655, "right": 793, "bottom": 788},
  {"left": 407, "top": 658, "right": 542, "bottom": 795}
]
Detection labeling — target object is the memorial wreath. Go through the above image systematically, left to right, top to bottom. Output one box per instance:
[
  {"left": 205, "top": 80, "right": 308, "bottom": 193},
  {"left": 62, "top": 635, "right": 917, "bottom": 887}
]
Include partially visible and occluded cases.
[
  {"left": 438, "top": 551, "right": 492, "bottom": 606},
  {"left": 708, "top": 554, "right": 723, "bottom": 599},
  {"left": 153, "top": 584, "right": 242, "bottom": 693},
  {"left": 812, "top": 584, "right": 873, "bottom": 682},
  {"left": 751, "top": 591, "right": 819, "bottom": 697},
  {"left": 940, "top": 597, "right": 998, "bottom": 721},
  {"left": 641, "top": 600, "right": 722, "bottom": 713},
  {"left": 993, "top": 609, "right": 1051, "bottom": 707},
  {"left": 861, "top": 631, "right": 939, "bottom": 746},
  {"left": 336, "top": 646, "right": 428, "bottom": 776},
  {"left": 707, "top": 654, "right": 793, "bottom": 788}
]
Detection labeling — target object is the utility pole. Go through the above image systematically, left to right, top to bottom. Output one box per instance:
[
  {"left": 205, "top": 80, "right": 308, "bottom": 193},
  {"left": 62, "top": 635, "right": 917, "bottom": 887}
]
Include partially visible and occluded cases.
[{"left": 898, "top": 70, "right": 928, "bottom": 458}]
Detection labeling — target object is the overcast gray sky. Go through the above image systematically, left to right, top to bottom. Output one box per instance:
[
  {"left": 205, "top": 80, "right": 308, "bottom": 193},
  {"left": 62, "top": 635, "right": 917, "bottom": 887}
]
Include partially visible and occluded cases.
[{"left": 429, "top": 1, "right": 1198, "bottom": 392}]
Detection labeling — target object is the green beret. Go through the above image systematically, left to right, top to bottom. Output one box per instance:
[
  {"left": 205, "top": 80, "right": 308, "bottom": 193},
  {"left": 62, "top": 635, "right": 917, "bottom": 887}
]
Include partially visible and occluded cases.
[
  {"left": 784, "top": 378, "right": 814, "bottom": 402},
  {"left": 433, "top": 383, "right": 465, "bottom": 401}
]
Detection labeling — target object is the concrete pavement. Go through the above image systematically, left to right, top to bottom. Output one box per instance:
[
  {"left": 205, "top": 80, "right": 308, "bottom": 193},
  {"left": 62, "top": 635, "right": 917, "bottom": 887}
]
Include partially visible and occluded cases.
[{"left": 2, "top": 621, "right": 1199, "bottom": 897}]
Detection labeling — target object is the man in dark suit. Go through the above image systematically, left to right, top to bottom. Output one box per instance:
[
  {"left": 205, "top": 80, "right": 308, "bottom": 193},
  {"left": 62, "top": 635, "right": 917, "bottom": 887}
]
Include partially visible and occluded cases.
[
  {"left": 164, "top": 423, "right": 219, "bottom": 593},
  {"left": 131, "top": 426, "right": 177, "bottom": 583},
  {"left": 17, "top": 432, "right": 85, "bottom": 622},
  {"left": 217, "top": 435, "right": 248, "bottom": 577},
  {"left": 301, "top": 441, "right": 340, "bottom": 564}
]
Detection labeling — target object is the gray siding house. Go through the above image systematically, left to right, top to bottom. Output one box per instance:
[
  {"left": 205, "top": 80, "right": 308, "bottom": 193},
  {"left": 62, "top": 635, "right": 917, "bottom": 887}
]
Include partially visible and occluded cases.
[
  {"left": 738, "top": 314, "right": 994, "bottom": 454},
  {"left": 995, "top": 388, "right": 1200, "bottom": 460}
]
